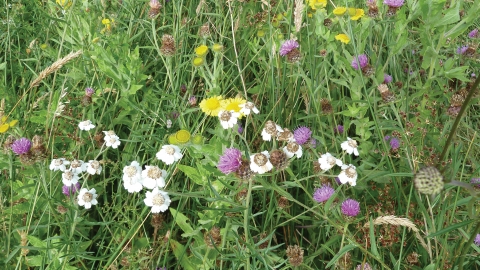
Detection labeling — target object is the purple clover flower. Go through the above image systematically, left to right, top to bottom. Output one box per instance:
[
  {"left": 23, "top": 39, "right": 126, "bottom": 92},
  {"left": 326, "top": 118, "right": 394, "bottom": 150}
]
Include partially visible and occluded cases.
[
  {"left": 383, "top": 0, "right": 404, "bottom": 7},
  {"left": 468, "top": 29, "right": 479, "bottom": 38},
  {"left": 279, "top": 40, "right": 299, "bottom": 56},
  {"left": 457, "top": 46, "right": 469, "bottom": 55},
  {"left": 351, "top": 54, "right": 368, "bottom": 70},
  {"left": 383, "top": 74, "right": 393, "bottom": 84},
  {"left": 85, "top": 87, "right": 94, "bottom": 97},
  {"left": 335, "top": 125, "right": 344, "bottom": 134},
  {"left": 293, "top": 126, "right": 312, "bottom": 145},
  {"left": 389, "top": 137, "right": 400, "bottom": 150},
  {"left": 11, "top": 138, "right": 32, "bottom": 155},
  {"left": 217, "top": 148, "right": 242, "bottom": 174},
  {"left": 470, "top": 178, "right": 480, "bottom": 188},
  {"left": 62, "top": 182, "right": 81, "bottom": 196},
  {"left": 313, "top": 185, "right": 335, "bottom": 203},
  {"left": 341, "top": 198, "right": 360, "bottom": 217},
  {"left": 475, "top": 234, "right": 480, "bottom": 246}
]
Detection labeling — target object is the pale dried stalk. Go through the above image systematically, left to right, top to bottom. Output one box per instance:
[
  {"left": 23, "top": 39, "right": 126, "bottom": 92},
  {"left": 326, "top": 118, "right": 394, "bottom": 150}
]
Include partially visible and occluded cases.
[
  {"left": 196, "top": 0, "right": 205, "bottom": 15},
  {"left": 294, "top": 0, "right": 304, "bottom": 33},
  {"left": 29, "top": 50, "right": 82, "bottom": 88},
  {"left": 364, "top": 215, "right": 428, "bottom": 251}
]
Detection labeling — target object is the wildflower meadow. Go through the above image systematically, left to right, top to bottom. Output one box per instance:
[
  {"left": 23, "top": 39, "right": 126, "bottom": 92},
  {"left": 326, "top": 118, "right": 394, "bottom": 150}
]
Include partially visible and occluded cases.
[{"left": 2, "top": 0, "right": 480, "bottom": 269}]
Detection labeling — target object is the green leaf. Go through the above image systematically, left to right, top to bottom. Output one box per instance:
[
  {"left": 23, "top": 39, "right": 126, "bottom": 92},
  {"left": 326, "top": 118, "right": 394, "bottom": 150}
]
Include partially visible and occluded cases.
[
  {"left": 433, "top": 2, "right": 459, "bottom": 27},
  {"left": 0, "top": 62, "right": 6, "bottom": 70},
  {"left": 128, "top": 84, "right": 143, "bottom": 95},
  {"left": 177, "top": 164, "right": 205, "bottom": 185},
  {"left": 170, "top": 208, "right": 194, "bottom": 235},
  {"left": 427, "top": 219, "right": 475, "bottom": 238},
  {"left": 27, "top": 235, "right": 47, "bottom": 249},
  {"left": 170, "top": 240, "right": 196, "bottom": 270},
  {"left": 325, "top": 244, "right": 357, "bottom": 268},
  {"left": 25, "top": 255, "right": 44, "bottom": 267}
]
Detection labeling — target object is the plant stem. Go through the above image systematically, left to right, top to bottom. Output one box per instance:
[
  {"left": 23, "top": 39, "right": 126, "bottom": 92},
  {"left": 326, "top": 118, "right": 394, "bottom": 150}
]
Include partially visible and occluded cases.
[{"left": 244, "top": 178, "right": 254, "bottom": 270}]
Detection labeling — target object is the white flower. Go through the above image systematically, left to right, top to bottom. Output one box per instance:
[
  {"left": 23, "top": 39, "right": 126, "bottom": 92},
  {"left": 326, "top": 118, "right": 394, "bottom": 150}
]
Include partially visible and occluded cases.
[
  {"left": 239, "top": 102, "right": 259, "bottom": 115},
  {"left": 218, "top": 110, "right": 240, "bottom": 129},
  {"left": 166, "top": 119, "right": 172, "bottom": 129},
  {"left": 78, "top": 120, "right": 95, "bottom": 131},
  {"left": 261, "top": 120, "right": 283, "bottom": 141},
  {"left": 103, "top": 131, "right": 121, "bottom": 149},
  {"left": 341, "top": 137, "right": 359, "bottom": 156},
  {"left": 283, "top": 141, "right": 303, "bottom": 158},
  {"left": 156, "top": 145, "right": 182, "bottom": 165},
  {"left": 250, "top": 151, "right": 273, "bottom": 174},
  {"left": 318, "top": 153, "right": 343, "bottom": 171},
  {"left": 49, "top": 158, "right": 70, "bottom": 172},
  {"left": 69, "top": 159, "right": 86, "bottom": 174},
  {"left": 86, "top": 160, "right": 102, "bottom": 175},
  {"left": 122, "top": 161, "right": 143, "bottom": 193},
  {"left": 338, "top": 164, "right": 358, "bottom": 186},
  {"left": 142, "top": 165, "right": 168, "bottom": 189},
  {"left": 61, "top": 169, "right": 80, "bottom": 186},
  {"left": 77, "top": 188, "right": 98, "bottom": 209},
  {"left": 144, "top": 188, "right": 171, "bottom": 213}
]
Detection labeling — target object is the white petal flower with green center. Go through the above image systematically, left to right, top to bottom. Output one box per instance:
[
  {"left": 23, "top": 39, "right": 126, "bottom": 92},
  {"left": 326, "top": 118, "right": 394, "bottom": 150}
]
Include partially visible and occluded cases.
[
  {"left": 156, "top": 145, "right": 182, "bottom": 165},
  {"left": 123, "top": 161, "right": 143, "bottom": 193},
  {"left": 142, "top": 165, "right": 167, "bottom": 189},
  {"left": 77, "top": 188, "right": 98, "bottom": 209},
  {"left": 144, "top": 188, "right": 171, "bottom": 213}
]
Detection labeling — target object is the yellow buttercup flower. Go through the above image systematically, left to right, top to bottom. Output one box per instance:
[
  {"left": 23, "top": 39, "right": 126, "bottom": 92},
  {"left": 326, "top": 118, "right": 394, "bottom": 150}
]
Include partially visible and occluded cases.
[
  {"left": 308, "top": 0, "right": 327, "bottom": 10},
  {"left": 333, "top": 7, "right": 347, "bottom": 16},
  {"left": 350, "top": 9, "right": 365, "bottom": 20},
  {"left": 335, "top": 34, "right": 350, "bottom": 44},
  {"left": 195, "top": 45, "right": 209, "bottom": 57},
  {"left": 192, "top": 57, "right": 204, "bottom": 67},
  {"left": 199, "top": 96, "right": 224, "bottom": 116},
  {"left": 223, "top": 97, "right": 247, "bottom": 116}
]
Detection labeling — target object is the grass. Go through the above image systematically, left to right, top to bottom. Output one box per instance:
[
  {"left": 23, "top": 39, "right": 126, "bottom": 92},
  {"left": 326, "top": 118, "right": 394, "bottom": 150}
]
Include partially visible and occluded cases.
[{"left": 1, "top": 0, "right": 480, "bottom": 269}]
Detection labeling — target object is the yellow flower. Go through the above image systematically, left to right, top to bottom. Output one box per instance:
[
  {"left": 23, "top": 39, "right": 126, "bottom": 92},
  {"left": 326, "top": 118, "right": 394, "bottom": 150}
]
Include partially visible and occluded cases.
[
  {"left": 56, "top": 0, "right": 72, "bottom": 8},
  {"left": 308, "top": 0, "right": 327, "bottom": 10},
  {"left": 333, "top": 7, "right": 347, "bottom": 16},
  {"left": 348, "top": 8, "right": 357, "bottom": 16},
  {"left": 350, "top": 9, "right": 365, "bottom": 20},
  {"left": 307, "top": 13, "right": 313, "bottom": 18},
  {"left": 102, "top": 18, "right": 114, "bottom": 31},
  {"left": 102, "top": 18, "right": 111, "bottom": 25},
  {"left": 257, "top": 30, "right": 265, "bottom": 38},
  {"left": 335, "top": 34, "right": 350, "bottom": 44},
  {"left": 212, "top": 44, "right": 224, "bottom": 53},
  {"left": 195, "top": 45, "right": 209, "bottom": 57},
  {"left": 192, "top": 57, "right": 204, "bottom": 67},
  {"left": 199, "top": 96, "right": 224, "bottom": 116},
  {"left": 223, "top": 97, "right": 247, "bottom": 115},
  {"left": 0, "top": 116, "right": 17, "bottom": 133},
  {"left": 9, "top": 120, "right": 18, "bottom": 127},
  {"left": 0, "top": 124, "right": 9, "bottom": 133},
  {"left": 175, "top": 129, "right": 191, "bottom": 144},
  {"left": 168, "top": 134, "right": 178, "bottom": 144},
  {"left": 191, "top": 134, "right": 204, "bottom": 145}
]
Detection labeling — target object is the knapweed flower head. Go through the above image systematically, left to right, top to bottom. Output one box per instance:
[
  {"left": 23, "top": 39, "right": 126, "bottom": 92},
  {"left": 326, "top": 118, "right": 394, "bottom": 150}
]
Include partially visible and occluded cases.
[
  {"left": 308, "top": 0, "right": 327, "bottom": 10},
  {"left": 384, "top": 0, "right": 404, "bottom": 7},
  {"left": 468, "top": 29, "right": 479, "bottom": 38},
  {"left": 160, "top": 34, "right": 176, "bottom": 56},
  {"left": 335, "top": 34, "right": 350, "bottom": 44},
  {"left": 279, "top": 40, "right": 299, "bottom": 56},
  {"left": 194, "top": 45, "right": 209, "bottom": 57},
  {"left": 457, "top": 45, "right": 469, "bottom": 55},
  {"left": 351, "top": 54, "right": 368, "bottom": 70},
  {"left": 384, "top": 74, "right": 393, "bottom": 84},
  {"left": 85, "top": 87, "right": 94, "bottom": 97},
  {"left": 199, "top": 95, "right": 224, "bottom": 116},
  {"left": 189, "top": 96, "right": 197, "bottom": 106},
  {"left": 239, "top": 101, "right": 259, "bottom": 115},
  {"left": 218, "top": 110, "right": 240, "bottom": 129},
  {"left": 78, "top": 120, "right": 95, "bottom": 131},
  {"left": 262, "top": 120, "right": 283, "bottom": 141},
  {"left": 336, "top": 125, "right": 344, "bottom": 133},
  {"left": 293, "top": 126, "right": 312, "bottom": 145},
  {"left": 103, "top": 131, "right": 121, "bottom": 149},
  {"left": 341, "top": 137, "right": 360, "bottom": 156},
  {"left": 389, "top": 137, "right": 400, "bottom": 150},
  {"left": 11, "top": 138, "right": 31, "bottom": 155},
  {"left": 283, "top": 141, "right": 303, "bottom": 158},
  {"left": 156, "top": 145, "right": 182, "bottom": 165},
  {"left": 217, "top": 148, "right": 242, "bottom": 174},
  {"left": 270, "top": 149, "right": 289, "bottom": 170},
  {"left": 250, "top": 151, "right": 273, "bottom": 174},
  {"left": 318, "top": 153, "right": 343, "bottom": 171},
  {"left": 50, "top": 158, "right": 70, "bottom": 172},
  {"left": 86, "top": 160, "right": 102, "bottom": 175},
  {"left": 123, "top": 161, "right": 143, "bottom": 193},
  {"left": 338, "top": 164, "right": 358, "bottom": 186},
  {"left": 142, "top": 165, "right": 167, "bottom": 189},
  {"left": 414, "top": 166, "right": 444, "bottom": 195},
  {"left": 61, "top": 169, "right": 80, "bottom": 186},
  {"left": 470, "top": 178, "right": 480, "bottom": 188},
  {"left": 62, "top": 182, "right": 81, "bottom": 197},
  {"left": 313, "top": 185, "right": 335, "bottom": 203},
  {"left": 77, "top": 188, "right": 98, "bottom": 209},
  {"left": 144, "top": 188, "right": 171, "bottom": 213},
  {"left": 341, "top": 198, "right": 360, "bottom": 217},
  {"left": 474, "top": 234, "right": 480, "bottom": 246},
  {"left": 356, "top": 262, "right": 372, "bottom": 270}
]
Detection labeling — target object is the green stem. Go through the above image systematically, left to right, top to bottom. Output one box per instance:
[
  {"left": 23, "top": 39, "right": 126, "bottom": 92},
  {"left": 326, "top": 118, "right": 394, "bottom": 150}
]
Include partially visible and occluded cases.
[
  {"left": 438, "top": 75, "right": 480, "bottom": 173},
  {"left": 243, "top": 178, "right": 254, "bottom": 270},
  {"left": 457, "top": 220, "right": 480, "bottom": 270}
]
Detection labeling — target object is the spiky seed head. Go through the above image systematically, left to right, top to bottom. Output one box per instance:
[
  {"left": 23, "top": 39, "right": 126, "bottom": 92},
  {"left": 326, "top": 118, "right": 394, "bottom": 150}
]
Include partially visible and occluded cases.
[
  {"left": 450, "top": 93, "right": 465, "bottom": 107},
  {"left": 270, "top": 149, "right": 289, "bottom": 171},
  {"left": 235, "top": 159, "right": 255, "bottom": 182},
  {"left": 414, "top": 166, "right": 444, "bottom": 195},
  {"left": 286, "top": 245, "right": 304, "bottom": 266}
]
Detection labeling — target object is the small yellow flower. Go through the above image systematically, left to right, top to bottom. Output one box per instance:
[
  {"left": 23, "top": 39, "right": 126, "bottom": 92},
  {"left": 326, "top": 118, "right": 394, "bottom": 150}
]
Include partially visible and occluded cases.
[
  {"left": 56, "top": 0, "right": 72, "bottom": 8},
  {"left": 308, "top": 0, "right": 327, "bottom": 10},
  {"left": 333, "top": 7, "right": 347, "bottom": 16},
  {"left": 348, "top": 8, "right": 357, "bottom": 16},
  {"left": 350, "top": 9, "right": 365, "bottom": 20},
  {"left": 307, "top": 13, "right": 313, "bottom": 18},
  {"left": 102, "top": 18, "right": 114, "bottom": 31},
  {"left": 102, "top": 18, "right": 111, "bottom": 25},
  {"left": 257, "top": 30, "right": 265, "bottom": 38},
  {"left": 335, "top": 34, "right": 350, "bottom": 44},
  {"left": 40, "top": 44, "right": 48, "bottom": 50},
  {"left": 212, "top": 44, "right": 223, "bottom": 53},
  {"left": 195, "top": 45, "right": 209, "bottom": 57},
  {"left": 192, "top": 57, "right": 204, "bottom": 67},
  {"left": 199, "top": 96, "right": 224, "bottom": 116},
  {"left": 223, "top": 97, "right": 247, "bottom": 115},
  {"left": 0, "top": 116, "right": 17, "bottom": 133},
  {"left": 9, "top": 120, "right": 18, "bottom": 127},
  {"left": 0, "top": 124, "right": 9, "bottom": 133},
  {"left": 175, "top": 129, "right": 191, "bottom": 144},
  {"left": 168, "top": 134, "right": 178, "bottom": 144}
]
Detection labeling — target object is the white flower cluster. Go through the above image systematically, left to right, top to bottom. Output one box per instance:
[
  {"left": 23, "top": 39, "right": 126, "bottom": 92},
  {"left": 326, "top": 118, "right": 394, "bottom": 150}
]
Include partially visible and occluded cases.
[
  {"left": 218, "top": 101, "right": 259, "bottom": 130},
  {"left": 316, "top": 137, "right": 361, "bottom": 186}
]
